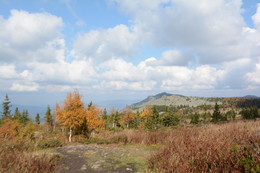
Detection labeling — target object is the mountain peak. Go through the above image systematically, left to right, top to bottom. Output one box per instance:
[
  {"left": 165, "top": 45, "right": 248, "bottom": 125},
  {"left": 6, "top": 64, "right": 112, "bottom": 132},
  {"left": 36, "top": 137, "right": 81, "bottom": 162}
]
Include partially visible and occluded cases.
[{"left": 131, "top": 92, "right": 183, "bottom": 107}]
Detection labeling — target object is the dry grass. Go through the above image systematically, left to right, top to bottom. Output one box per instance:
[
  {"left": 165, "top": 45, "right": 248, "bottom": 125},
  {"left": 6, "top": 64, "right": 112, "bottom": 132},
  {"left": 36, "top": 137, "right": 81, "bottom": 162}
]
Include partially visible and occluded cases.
[
  {"left": 99, "top": 121, "right": 260, "bottom": 172},
  {"left": 148, "top": 121, "right": 260, "bottom": 172},
  {"left": 108, "top": 129, "right": 171, "bottom": 145},
  {"left": 0, "top": 141, "right": 59, "bottom": 173}
]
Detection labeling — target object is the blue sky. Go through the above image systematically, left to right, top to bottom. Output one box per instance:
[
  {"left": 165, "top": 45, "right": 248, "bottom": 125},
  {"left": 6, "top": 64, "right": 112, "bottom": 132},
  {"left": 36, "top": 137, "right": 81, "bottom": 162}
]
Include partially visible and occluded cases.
[{"left": 0, "top": 0, "right": 260, "bottom": 109}]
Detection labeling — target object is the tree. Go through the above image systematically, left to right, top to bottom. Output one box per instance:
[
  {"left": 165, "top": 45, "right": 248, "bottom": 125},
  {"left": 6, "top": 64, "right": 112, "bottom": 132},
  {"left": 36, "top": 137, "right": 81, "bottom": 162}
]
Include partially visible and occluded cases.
[
  {"left": 55, "top": 90, "right": 87, "bottom": 142},
  {"left": 2, "top": 94, "right": 12, "bottom": 119},
  {"left": 211, "top": 103, "right": 222, "bottom": 123},
  {"left": 86, "top": 104, "right": 104, "bottom": 132},
  {"left": 45, "top": 105, "right": 53, "bottom": 126},
  {"left": 121, "top": 106, "right": 135, "bottom": 128},
  {"left": 140, "top": 106, "right": 152, "bottom": 118},
  {"left": 145, "top": 106, "right": 160, "bottom": 130},
  {"left": 13, "top": 107, "right": 22, "bottom": 121},
  {"left": 161, "top": 107, "right": 180, "bottom": 127},
  {"left": 240, "top": 107, "right": 259, "bottom": 119},
  {"left": 109, "top": 108, "right": 120, "bottom": 128},
  {"left": 21, "top": 109, "right": 30, "bottom": 124},
  {"left": 225, "top": 109, "right": 236, "bottom": 120},
  {"left": 35, "top": 113, "right": 40, "bottom": 125},
  {"left": 190, "top": 113, "right": 200, "bottom": 124}
]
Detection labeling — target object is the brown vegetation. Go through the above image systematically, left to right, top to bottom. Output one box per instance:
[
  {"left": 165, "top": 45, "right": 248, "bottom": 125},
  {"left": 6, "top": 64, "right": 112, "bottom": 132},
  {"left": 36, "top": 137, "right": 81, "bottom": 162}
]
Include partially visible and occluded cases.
[
  {"left": 148, "top": 121, "right": 260, "bottom": 172},
  {"left": 0, "top": 142, "right": 59, "bottom": 173}
]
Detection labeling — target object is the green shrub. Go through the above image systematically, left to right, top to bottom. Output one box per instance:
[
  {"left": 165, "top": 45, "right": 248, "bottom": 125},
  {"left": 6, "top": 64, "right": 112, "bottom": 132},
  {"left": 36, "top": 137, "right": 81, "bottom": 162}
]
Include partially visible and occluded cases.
[
  {"left": 80, "top": 137, "right": 111, "bottom": 145},
  {"left": 37, "top": 138, "right": 63, "bottom": 149}
]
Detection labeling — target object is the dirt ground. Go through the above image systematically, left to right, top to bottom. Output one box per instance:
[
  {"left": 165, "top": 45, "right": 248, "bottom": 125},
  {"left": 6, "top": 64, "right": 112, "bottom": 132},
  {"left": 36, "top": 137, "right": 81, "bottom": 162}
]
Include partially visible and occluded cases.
[{"left": 56, "top": 144, "right": 156, "bottom": 173}]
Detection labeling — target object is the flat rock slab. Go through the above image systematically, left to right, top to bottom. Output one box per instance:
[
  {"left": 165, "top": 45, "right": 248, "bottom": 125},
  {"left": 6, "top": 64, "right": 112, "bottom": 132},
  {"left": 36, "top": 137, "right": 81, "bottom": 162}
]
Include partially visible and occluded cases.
[{"left": 56, "top": 144, "right": 150, "bottom": 173}]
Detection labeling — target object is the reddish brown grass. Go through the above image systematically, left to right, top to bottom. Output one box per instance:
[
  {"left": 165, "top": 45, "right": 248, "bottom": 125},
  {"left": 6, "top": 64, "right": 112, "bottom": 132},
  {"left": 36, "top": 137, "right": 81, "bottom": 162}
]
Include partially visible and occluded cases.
[
  {"left": 148, "top": 121, "right": 260, "bottom": 172},
  {"left": 109, "top": 129, "right": 172, "bottom": 145},
  {"left": 0, "top": 142, "right": 59, "bottom": 173}
]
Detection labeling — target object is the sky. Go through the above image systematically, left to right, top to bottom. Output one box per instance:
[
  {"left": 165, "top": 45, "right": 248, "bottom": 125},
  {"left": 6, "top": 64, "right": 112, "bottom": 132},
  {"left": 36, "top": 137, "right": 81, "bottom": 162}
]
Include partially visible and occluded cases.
[{"left": 0, "top": 0, "right": 260, "bottom": 108}]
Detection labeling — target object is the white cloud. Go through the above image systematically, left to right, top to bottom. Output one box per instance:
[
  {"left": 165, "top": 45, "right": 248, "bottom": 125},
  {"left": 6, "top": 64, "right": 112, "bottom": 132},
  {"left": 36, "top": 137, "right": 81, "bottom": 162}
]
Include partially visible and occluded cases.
[
  {"left": 111, "top": 0, "right": 255, "bottom": 64},
  {"left": 1, "top": 1, "right": 260, "bottom": 96},
  {"left": 252, "top": 3, "right": 260, "bottom": 29},
  {"left": 0, "top": 10, "right": 64, "bottom": 63},
  {"left": 73, "top": 24, "right": 138, "bottom": 60},
  {"left": 145, "top": 49, "right": 190, "bottom": 66},
  {"left": 246, "top": 58, "right": 260, "bottom": 84},
  {"left": 28, "top": 59, "right": 96, "bottom": 84},
  {"left": 0, "top": 64, "right": 18, "bottom": 79},
  {"left": 10, "top": 82, "right": 39, "bottom": 92}
]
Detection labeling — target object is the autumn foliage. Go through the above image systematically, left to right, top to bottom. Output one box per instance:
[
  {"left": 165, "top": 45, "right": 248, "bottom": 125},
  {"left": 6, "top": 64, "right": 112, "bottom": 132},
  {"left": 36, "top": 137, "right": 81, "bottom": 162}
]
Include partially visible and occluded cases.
[
  {"left": 55, "top": 90, "right": 104, "bottom": 142},
  {"left": 86, "top": 105, "right": 104, "bottom": 132},
  {"left": 0, "top": 119, "right": 20, "bottom": 141}
]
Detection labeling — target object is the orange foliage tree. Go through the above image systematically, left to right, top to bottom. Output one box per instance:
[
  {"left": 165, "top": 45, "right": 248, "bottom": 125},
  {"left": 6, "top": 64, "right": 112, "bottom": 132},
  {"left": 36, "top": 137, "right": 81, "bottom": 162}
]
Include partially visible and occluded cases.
[
  {"left": 55, "top": 90, "right": 86, "bottom": 142},
  {"left": 55, "top": 90, "right": 104, "bottom": 142},
  {"left": 86, "top": 104, "right": 105, "bottom": 132},
  {"left": 121, "top": 106, "right": 135, "bottom": 128},
  {"left": 139, "top": 106, "right": 152, "bottom": 128},
  {"left": 140, "top": 106, "right": 152, "bottom": 118},
  {"left": 0, "top": 119, "right": 20, "bottom": 141}
]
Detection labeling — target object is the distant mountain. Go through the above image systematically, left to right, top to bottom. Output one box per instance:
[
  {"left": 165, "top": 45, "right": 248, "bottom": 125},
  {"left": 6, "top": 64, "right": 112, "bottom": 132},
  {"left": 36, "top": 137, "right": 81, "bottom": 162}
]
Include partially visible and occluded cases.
[
  {"left": 131, "top": 92, "right": 183, "bottom": 108},
  {"left": 131, "top": 92, "right": 225, "bottom": 111},
  {"left": 244, "top": 95, "right": 259, "bottom": 99}
]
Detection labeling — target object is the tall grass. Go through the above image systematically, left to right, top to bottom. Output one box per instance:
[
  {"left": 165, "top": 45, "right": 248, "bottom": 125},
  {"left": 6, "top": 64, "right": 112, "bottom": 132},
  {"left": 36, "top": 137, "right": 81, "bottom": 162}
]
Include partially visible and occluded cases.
[
  {"left": 101, "top": 121, "right": 260, "bottom": 172},
  {"left": 148, "top": 121, "right": 260, "bottom": 172},
  {"left": 0, "top": 142, "right": 59, "bottom": 173}
]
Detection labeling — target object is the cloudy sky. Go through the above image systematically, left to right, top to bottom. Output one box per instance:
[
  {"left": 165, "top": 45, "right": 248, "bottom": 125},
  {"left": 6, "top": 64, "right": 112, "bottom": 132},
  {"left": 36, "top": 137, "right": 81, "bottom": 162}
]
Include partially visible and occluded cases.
[{"left": 0, "top": 0, "right": 260, "bottom": 107}]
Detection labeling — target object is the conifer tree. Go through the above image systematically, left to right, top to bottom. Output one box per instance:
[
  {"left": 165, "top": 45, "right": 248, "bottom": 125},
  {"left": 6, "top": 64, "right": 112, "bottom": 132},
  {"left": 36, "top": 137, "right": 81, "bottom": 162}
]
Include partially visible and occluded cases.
[
  {"left": 2, "top": 94, "right": 12, "bottom": 119},
  {"left": 212, "top": 103, "right": 222, "bottom": 123},
  {"left": 45, "top": 105, "right": 53, "bottom": 126},
  {"left": 145, "top": 106, "right": 160, "bottom": 130},
  {"left": 14, "top": 107, "right": 21, "bottom": 121},
  {"left": 21, "top": 109, "right": 30, "bottom": 124},
  {"left": 35, "top": 113, "right": 40, "bottom": 125}
]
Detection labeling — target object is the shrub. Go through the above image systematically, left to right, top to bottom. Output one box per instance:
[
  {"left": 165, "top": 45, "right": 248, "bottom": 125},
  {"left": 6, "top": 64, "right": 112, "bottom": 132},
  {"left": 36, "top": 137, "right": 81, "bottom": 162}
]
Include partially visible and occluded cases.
[
  {"left": 0, "top": 119, "right": 20, "bottom": 141},
  {"left": 148, "top": 121, "right": 260, "bottom": 172},
  {"left": 37, "top": 138, "right": 63, "bottom": 149},
  {"left": 0, "top": 141, "right": 59, "bottom": 173}
]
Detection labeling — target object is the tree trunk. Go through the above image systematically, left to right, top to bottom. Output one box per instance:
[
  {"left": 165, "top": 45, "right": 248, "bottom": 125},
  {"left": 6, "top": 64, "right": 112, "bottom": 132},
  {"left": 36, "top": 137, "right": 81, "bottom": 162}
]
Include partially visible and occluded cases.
[{"left": 69, "top": 127, "right": 72, "bottom": 142}]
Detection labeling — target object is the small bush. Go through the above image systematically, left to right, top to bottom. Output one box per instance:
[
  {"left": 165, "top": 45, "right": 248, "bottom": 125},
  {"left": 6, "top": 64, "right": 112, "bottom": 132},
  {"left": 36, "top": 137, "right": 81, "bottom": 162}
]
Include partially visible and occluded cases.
[
  {"left": 148, "top": 121, "right": 260, "bottom": 172},
  {"left": 80, "top": 137, "right": 111, "bottom": 145},
  {"left": 37, "top": 138, "right": 63, "bottom": 149},
  {"left": 0, "top": 141, "right": 59, "bottom": 173}
]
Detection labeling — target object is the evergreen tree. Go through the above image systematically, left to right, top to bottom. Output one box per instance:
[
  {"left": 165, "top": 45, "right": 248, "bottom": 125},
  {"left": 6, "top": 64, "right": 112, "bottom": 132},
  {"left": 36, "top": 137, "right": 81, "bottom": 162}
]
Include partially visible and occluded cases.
[
  {"left": 2, "top": 94, "right": 12, "bottom": 119},
  {"left": 88, "top": 101, "right": 93, "bottom": 110},
  {"left": 212, "top": 103, "right": 222, "bottom": 123},
  {"left": 45, "top": 105, "right": 53, "bottom": 126},
  {"left": 145, "top": 106, "right": 160, "bottom": 130},
  {"left": 13, "top": 107, "right": 22, "bottom": 121},
  {"left": 161, "top": 107, "right": 179, "bottom": 127},
  {"left": 240, "top": 107, "right": 259, "bottom": 119},
  {"left": 102, "top": 108, "right": 107, "bottom": 120},
  {"left": 102, "top": 108, "right": 108, "bottom": 129},
  {"left": 109, "top": 108, "right": 120, "bottom": 128},
  {"left": 21, "top": 109, "right": 30, "bottom": 124},
  {"left": 35, "top": 113, "right": 40, "bottom": 125},
  {"left": 190, "top": 113, "right": 200, "bottom": 124}
]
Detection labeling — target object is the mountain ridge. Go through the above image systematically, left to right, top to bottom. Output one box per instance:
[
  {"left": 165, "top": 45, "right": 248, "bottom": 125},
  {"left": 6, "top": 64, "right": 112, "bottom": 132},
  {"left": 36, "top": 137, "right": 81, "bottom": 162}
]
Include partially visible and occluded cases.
[
  {"left": 131, "top": 92, "right": 260, "bottom": 111},
  {"left": 131, "top": 92, "right": 183, "bottom": 108}
]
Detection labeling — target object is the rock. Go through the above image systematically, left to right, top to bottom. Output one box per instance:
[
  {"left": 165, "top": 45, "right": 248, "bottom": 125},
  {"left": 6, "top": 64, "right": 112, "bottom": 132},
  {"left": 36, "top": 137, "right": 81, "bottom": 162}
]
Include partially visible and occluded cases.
[
  {"left": 81, "top": 164, "right": 87, "bottom": 170},
  {"left": 92, "top": 164, "right": 101, "bottom": 169},
  {"left": 126, "top": 168, "right": 133, "bottom": 171}
]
